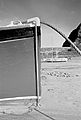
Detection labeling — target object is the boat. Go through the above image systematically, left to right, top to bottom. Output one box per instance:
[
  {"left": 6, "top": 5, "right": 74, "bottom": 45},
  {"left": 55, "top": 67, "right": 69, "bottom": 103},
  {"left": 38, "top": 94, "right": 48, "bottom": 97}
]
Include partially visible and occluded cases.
[{"left": 52, "top": 57, "right": 68, "bottom": 62}]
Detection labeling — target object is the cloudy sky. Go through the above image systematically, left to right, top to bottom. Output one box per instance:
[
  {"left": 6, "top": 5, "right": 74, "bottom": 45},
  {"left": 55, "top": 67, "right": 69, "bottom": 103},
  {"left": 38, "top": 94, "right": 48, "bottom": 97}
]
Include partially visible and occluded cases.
[{"left": 0, "top": 0, "right": 81, "bottom": 47}]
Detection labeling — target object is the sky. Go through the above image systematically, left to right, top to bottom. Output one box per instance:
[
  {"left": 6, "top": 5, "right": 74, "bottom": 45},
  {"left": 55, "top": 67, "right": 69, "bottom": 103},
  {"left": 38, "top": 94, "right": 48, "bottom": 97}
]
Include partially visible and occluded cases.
[{"left": 0, "top": 0, "right": 81, "bottom": 47}]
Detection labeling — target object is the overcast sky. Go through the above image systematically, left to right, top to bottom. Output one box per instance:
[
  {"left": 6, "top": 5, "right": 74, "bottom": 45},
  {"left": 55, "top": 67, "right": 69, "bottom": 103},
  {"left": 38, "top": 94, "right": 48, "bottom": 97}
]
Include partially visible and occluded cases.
[{"left": 0, "top": 0, "right": 81, "bottom": 47}]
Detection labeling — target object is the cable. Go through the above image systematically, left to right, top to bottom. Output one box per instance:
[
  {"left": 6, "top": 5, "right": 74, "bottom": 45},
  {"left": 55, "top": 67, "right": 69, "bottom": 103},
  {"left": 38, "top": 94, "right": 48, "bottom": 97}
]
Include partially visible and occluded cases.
[
  {"left": 40, "top": 21, "right": 81, "bottom": 55},
  {"left": 34, "top": 108, "right": 56, "bottom": 120}
]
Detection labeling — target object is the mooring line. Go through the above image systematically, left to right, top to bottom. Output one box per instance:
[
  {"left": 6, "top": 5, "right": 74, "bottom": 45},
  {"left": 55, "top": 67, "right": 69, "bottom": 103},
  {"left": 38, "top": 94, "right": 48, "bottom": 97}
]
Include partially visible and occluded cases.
[{"left": 34, "top": 108, "right": 56, "bottom": 120}]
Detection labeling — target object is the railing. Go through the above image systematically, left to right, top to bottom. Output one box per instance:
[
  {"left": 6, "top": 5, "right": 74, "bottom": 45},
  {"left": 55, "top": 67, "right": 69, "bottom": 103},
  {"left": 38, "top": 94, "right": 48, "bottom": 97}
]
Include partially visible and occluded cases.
[{"left": 40, "top": 47, "right": 80, "bottom": 62}]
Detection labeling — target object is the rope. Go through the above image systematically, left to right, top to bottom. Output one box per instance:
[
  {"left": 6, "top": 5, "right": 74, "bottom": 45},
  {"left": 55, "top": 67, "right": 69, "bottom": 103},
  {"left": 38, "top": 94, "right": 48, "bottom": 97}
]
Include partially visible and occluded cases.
[
  {"left": 41, "top": 21, "right": 81, "bottom": 55},
  {"left": 34, "top": 108, "right": 56, "bottom": 120}
]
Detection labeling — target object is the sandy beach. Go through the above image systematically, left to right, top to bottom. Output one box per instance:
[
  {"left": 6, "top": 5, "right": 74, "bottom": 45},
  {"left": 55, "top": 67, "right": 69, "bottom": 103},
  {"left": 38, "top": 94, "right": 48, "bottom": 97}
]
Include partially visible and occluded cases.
[{"left": 0, "top": 56, "right": 81, "bottom": 120}]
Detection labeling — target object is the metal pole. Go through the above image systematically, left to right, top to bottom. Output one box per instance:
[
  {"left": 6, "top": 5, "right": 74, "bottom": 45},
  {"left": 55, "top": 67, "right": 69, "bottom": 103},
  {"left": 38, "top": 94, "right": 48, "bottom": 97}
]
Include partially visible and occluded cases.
[{"left": 33, "top": 21, "right": 40, "bottom": 106}]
